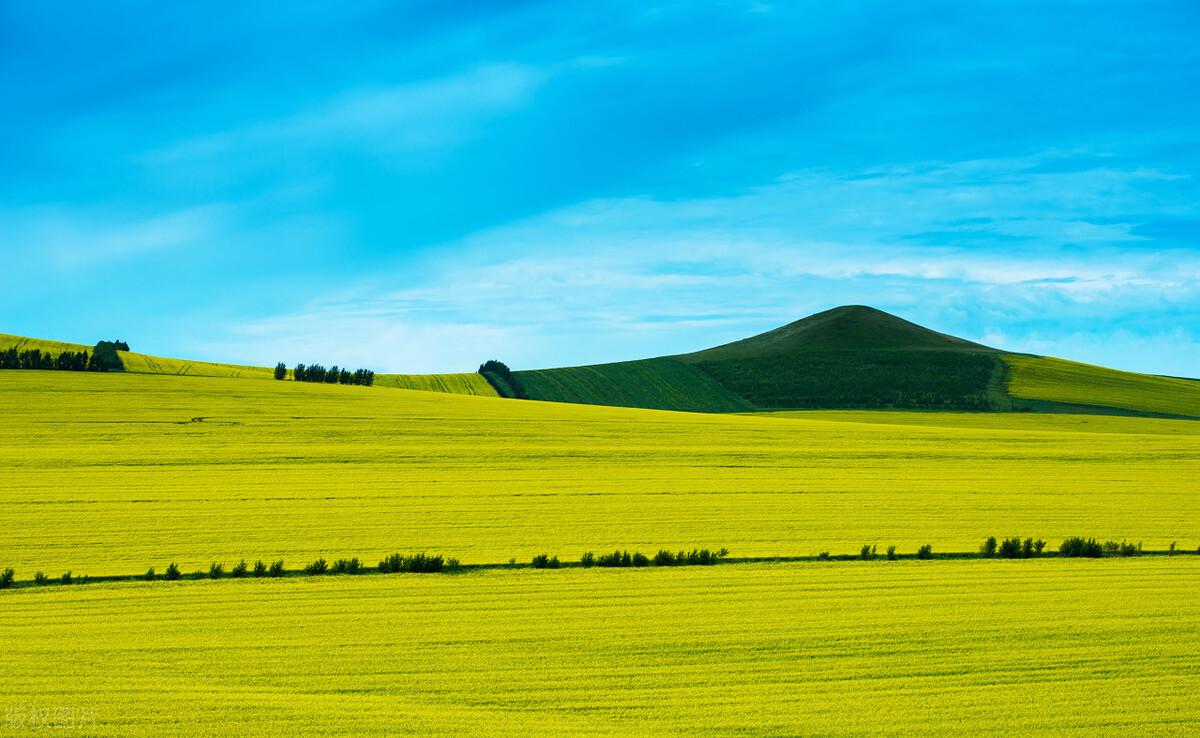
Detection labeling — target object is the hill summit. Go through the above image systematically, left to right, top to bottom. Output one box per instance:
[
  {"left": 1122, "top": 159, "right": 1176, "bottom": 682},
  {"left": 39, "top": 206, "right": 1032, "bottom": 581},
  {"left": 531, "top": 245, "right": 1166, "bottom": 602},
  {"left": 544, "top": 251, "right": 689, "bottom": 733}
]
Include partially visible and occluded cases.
[
  {"left": 680, "top": 305, "right": 993, "bottom": 362},
  {"left": 507, "top": 306, "right": 1004, "bottom": 412}
]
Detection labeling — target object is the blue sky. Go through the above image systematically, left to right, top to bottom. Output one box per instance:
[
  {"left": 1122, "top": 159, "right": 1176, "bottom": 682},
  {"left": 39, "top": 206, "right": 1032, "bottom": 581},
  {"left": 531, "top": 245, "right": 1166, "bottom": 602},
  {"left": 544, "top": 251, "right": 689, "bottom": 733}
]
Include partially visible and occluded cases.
[{"left": 3, "top": 1, "right": 1200, "bottom": 375}]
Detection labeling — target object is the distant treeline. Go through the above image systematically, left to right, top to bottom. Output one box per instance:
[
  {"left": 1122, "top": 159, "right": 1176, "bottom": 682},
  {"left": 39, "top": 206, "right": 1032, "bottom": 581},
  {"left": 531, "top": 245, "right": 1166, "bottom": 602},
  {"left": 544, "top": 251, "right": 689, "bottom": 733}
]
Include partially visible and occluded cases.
[
  {"left": 0, "top": 340, "right": 126, "bottom": 373},
  {"left": 478, "top": 360, "right": 528, "bottom": 399},
  {"left": 281, "top": 363, "right": 375, "bottom": 386}
]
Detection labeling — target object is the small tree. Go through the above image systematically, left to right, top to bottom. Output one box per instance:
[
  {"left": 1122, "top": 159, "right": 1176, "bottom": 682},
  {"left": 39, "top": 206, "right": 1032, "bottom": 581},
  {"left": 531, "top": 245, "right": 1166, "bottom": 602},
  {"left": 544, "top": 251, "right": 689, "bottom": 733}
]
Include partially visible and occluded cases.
[
  {"left": 274, "top": 362, "right": 287, "bottom": 380},
  {"left": 980, "top": 537, "right": 997, "bottom": 558},
  {"left": 997, "top": 537, "right": 1023, "bottom": 558},
  {"left": 1059, "top": 537, "right": 1103, "bottom": 558},
  {"left": 860, "top": 544, "right": 877, "bottom": 561},
  {"left": 916, "top": 544, "right": 933, "bottom": 560},
  {"left": 886, "top": 545, "right": 897, "bottom": 561},
  {"left": 580, "top": 551, "right": 596, "bottom": 568},
  {"left": 531, "top": 554, "right": 560, "bottom": 569},
  {"left": 304, "top": 558, "right": 328, "bottom": 575},
  {"left": 331, "top": 558, "right": 362, "bottom": 574},
  {"left": 230, "top": 560, "right": 248, "bottom": 578},
  {"left": 253, "top": 560, "right": 268, "bottom": 577},
  {"left": 268, "top": 560, "right": 285, "bottom": 577},
  {"left": 209, "top": 562, "right": 224, "bottom": 579},
  {"left": 164, "top": 563, "right": 181, "bottom": 581},
  {"left": 143, "top": 567, "right": 156, "bottom": 581},
  {"left": 0, "top": 568, "right": 14, "bottom": 589},
  {"left": 34, "top": 571, "right": 49, "bottom": 586}
]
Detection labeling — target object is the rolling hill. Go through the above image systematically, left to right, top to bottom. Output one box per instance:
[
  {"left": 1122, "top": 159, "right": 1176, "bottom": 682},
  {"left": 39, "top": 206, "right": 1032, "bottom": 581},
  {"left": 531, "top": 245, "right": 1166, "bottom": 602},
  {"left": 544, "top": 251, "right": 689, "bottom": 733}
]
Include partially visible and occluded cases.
[
  {"left": 5, "top": 305, "right": 1200, "bottom": 418},
  {"left": 505, "top": 306, "right": 1200, "bottom": 418}
]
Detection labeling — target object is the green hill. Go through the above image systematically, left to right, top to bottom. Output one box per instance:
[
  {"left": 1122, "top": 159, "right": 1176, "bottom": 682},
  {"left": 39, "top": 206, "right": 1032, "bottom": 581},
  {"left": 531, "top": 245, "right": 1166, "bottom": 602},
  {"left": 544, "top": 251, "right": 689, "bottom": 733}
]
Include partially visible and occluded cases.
[{"left": 509, "top": 306, "right": 1200, "bottom": 418}]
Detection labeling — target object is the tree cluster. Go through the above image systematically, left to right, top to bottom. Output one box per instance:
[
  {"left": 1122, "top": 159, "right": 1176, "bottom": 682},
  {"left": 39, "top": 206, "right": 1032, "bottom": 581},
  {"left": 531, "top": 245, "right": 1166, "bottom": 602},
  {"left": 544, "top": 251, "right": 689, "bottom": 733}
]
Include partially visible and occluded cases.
[
  {"left": 1, "top": 339, "right": 126, "bottom": 373},
  {"left": 88, "top": 341, "right": 125, "bottom": 372},
  {"left": 0, "top": 347, "right": 89, "bottom": 371},
  {"left": 478, "top": 359, "right": 528, "bottom": 399},
  {"left": 288, "top": 363, "right": 375, "bottom": 386},
  {"left": 980, "top": 536, "right": 1047, "bottom": 559},
  {"left": 377, "top": 552, "right": 449, "bottom": 573}
]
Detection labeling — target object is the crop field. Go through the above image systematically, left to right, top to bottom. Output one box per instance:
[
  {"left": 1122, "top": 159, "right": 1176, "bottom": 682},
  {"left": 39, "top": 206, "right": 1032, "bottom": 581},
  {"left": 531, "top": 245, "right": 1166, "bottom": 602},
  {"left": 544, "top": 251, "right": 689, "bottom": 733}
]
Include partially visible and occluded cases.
[
  {"left": 1005, "top": 354, "right": 1200, "bottom": 418},
  {"left": 515, "top": 357, "right": 753, "bottom": 412},
  {"left": 2, "top": 370, "right": 1197, "bottom": 578},
  {"left": 374, "top": 372, "right": 498, "bottom": 396},
  {"left": 2, "top": 559, "right": 1197, "bottom": 736}
]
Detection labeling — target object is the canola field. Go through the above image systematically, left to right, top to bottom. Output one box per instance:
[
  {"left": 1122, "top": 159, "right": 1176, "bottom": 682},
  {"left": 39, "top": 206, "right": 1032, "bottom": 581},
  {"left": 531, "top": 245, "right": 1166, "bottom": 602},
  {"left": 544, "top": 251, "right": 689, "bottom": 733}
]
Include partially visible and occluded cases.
[
  {"left": 1, "top": 370, "right": 1197, "bottom": 577},
  {"left": 2, "top": 559, "right": 1197, "bottom": 736}
]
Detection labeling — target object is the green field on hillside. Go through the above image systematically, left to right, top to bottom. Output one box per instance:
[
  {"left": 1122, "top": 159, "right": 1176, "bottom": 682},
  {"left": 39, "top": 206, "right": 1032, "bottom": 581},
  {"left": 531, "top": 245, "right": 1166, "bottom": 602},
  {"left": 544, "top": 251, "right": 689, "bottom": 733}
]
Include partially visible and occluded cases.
[
  {"left": 693, "top": 349, "right": 1000, "bottom": 409},
  {"left": 1005, "top": 354, "right": 1200, "bottom": 418},
  {"left": 515, "top": 357, "right": 753, "bottom": 412},
  {"left": 1, "top": 370, "right": 1196, "bottom": 577},
  {"left": 374, "top": 372, "right": 498, "bottom": 396},
  {"left": 3, "top": 559, "right": 1196, "bottom": 736}
]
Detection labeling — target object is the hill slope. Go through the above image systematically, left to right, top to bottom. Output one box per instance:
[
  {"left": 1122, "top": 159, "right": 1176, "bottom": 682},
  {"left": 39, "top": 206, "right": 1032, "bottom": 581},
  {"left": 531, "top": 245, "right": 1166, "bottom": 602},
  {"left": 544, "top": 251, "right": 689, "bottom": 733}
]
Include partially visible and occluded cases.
[
  {"left": 511, "top": 306, "right": 1200, "bottom": 418},
  {"left": 514, "top": 306, "right": 1004, "bottom": 412},
  {"left": 1004, "top": 354, "right": 1200, "bottom": 418},
  {"left": 515, "top": 357, "right": 753, "bottom": 412}
]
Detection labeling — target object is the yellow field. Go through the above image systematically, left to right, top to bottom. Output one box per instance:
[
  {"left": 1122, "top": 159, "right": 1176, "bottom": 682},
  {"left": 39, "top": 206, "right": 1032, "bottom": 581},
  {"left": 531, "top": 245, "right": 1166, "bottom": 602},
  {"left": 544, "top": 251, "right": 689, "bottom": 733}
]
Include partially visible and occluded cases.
[
  {"left": 1005, "top": 353, "right": 1200, "bottom": 417},
  {"left": 1, "top": 370, "right": 1197, "bottom": 577},
  {"left": 1, "top": 559, "right": 1195, "bottom": 736}
]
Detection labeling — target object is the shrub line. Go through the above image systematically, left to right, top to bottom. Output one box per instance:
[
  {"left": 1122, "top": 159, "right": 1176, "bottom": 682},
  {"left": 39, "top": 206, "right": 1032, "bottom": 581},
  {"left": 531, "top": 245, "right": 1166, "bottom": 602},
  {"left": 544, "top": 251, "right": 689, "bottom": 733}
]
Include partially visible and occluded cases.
[{"left": 2, "top": 543, "right": 1196, "bottom": 591}]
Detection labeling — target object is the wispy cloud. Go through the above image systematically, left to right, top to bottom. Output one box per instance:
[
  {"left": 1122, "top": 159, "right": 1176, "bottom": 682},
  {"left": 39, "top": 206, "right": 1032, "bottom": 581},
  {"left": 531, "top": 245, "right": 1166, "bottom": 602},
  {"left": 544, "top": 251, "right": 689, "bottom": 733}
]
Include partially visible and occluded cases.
[
  {"left": 147, "top": 62, "right": 547, "bottom": 165},
  {"left": 4, "top": 204, "right": 231, "bottom": 270}
]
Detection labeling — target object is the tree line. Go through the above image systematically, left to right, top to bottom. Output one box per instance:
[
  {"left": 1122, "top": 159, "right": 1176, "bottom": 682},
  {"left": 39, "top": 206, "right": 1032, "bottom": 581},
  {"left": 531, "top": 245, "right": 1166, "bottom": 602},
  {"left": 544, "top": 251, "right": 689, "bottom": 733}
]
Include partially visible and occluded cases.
[
  {"left": 0, "top": 340, "right": 126, "bottom": 373},
  {"left": 280, "top": 363, "right": 375, "bottom": 386}
]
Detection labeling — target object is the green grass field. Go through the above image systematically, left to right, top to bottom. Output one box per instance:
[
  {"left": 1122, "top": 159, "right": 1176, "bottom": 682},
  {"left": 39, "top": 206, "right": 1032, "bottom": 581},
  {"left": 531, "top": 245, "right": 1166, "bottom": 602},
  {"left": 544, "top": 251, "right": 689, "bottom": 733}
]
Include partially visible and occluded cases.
[
  {"left": 1004, "top": 353, "right": 1200, "bottom": 418},
  {"left": 515, "top": 357, "right": 752, "bottom": 412},
  {"left": 374, "top": 372, "right": 498, "bottom": 396},
  {"left": 2, "top": 559, "right": 1196, "bottom": 735}
]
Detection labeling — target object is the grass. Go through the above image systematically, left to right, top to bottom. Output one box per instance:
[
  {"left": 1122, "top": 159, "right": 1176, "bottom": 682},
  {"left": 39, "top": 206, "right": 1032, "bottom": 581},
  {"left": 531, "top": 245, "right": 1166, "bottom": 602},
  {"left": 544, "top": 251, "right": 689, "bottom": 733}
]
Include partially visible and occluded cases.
[
  {"left": 693, "top": 349, "right": 999, "bottom": 410},
  {"left": 1004, "top": 353, "right": 1200, "bottom": 418},
  {"left": 515, "top": 356, "right": 753, "bottom": 412},
  {"left": 1, "top": 370, "right": 1197, "bottom": 576},
  {"left": 373, "top": 372, "right": 498, "bottom": 396},
  {"left": 1, "top": 559, "right": 1196, "bottom": 735}
]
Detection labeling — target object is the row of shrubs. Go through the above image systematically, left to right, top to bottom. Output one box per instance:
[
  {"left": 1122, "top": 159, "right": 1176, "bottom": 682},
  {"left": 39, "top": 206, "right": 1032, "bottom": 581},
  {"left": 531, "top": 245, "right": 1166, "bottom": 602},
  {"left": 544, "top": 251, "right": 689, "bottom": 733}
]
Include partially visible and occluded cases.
[
  {"left": 282, "top": 363, "right": 376, "bottom": 386},
  {"left": 980, "top": 536, "right": 1048, "bottom": 558},
  {"left": 1059, "top": 537, "right": 1153, "bottom": 558},
  {"left": 5, "top": 540, "right": 1198, "bottom": 590},
  {"left": 822, "top": 544, "right": 935, "bottom": 560}
]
